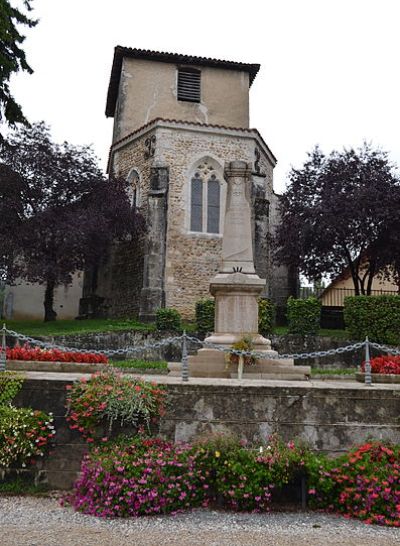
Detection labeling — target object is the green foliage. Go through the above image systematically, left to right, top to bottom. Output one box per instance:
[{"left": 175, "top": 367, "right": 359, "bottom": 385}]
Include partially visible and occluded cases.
[
  {"left": 0, "top": 0, "right": 37, "bottom": 132},
  {"left": 344, "top": 295, "right": 400, "bottom": 344},
  {"left": 286, "top": 296, "right": 321, "bottom": 335},
  {"left": 258, "top": 298, "right": 275, "bottom": 336},
  {"left": 195, "top": 299, "right": 215, "bottom": 334},
  {"left": 155, "top": 307, "right": 182, "bottom": 331},
  {"left": 111, "top": 359, "right": 168, "bottom": 370},
  {"left": 0, "top": 371, "right": 23, "bottom": 405},
  {"left": 66, "top": 372, "right": 166, "bottom": 441},
  {"left": 0, "top": 405, "right": 55, "bottom": 468},
  {"left": 193, "top": 433, "right": 319, "bottom": 511},
  {"left": 308, "top": 441, "right": 400, "bottom": 527},
  {"left": 0, "top": 475, "right": 50, "bottom": 495}
]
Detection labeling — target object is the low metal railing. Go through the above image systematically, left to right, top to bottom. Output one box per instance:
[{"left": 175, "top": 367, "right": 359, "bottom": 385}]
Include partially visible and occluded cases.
[{"left": 0, "top": 323, "right": 389, "bottom": 386}]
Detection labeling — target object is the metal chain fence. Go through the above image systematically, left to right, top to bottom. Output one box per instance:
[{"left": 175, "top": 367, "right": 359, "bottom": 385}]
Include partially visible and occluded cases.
[{"left": 0, "top": 324, "right": 391, "bottom": 386}]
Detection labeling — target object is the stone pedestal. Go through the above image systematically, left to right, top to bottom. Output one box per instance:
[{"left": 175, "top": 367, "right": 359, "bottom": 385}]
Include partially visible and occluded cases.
[{"left": 184, "top": 160, "right": 310, "bottom": 380}]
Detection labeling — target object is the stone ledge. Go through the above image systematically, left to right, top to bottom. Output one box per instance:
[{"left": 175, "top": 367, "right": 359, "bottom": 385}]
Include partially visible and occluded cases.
[
  {"left": 6, "top": 360, "right": 109, "bottom": 373},
  {"left": 356, "top": 372, "right": 400, "bottom": 384}
]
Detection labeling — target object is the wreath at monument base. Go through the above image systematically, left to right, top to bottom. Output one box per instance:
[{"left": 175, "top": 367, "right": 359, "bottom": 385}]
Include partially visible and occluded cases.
[{"left": 227, "top": 336, "right": 257, "bottom": 367}]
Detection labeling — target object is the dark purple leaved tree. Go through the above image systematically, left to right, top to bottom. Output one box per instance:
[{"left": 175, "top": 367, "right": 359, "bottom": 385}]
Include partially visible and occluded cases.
[
  {"left": 0, "top": 122, "right": 143, "bottom": 320},
  {"left": 273, "top": 143, "right": 400, "bottom": 295}
]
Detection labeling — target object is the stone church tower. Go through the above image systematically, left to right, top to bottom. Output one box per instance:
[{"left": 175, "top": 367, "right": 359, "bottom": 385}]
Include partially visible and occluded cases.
[{"left": 83, "top": 47, "right": 293, "bottom": 320}]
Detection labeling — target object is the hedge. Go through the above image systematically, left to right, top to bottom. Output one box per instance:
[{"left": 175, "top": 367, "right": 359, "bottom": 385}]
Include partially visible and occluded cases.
[
  {"left": 344, "top": 295, "right": 400, "bottom": 345},
  {"left": 286, "top": 296, "right": 321, "bottom": 335},
  {"left": 258, "top": 298, "right": 275, "bottom": 336},
  {"left": 195, "top": 299, "right": 215, "bottom": 334},
  {"left": 155, "top": 308, "right": 182, "bottom": 331}
]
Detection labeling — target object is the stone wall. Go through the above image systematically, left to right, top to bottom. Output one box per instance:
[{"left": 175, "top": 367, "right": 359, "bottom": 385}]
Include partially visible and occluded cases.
[
  {"left": 98, "top": 120, "right": 292, "bottom": 320},
  {"left": 154, "top": 123, "right": 281, "bottom": 318},
  {"left": 12, "top": 377, "right": 400, "bottom": 488}
]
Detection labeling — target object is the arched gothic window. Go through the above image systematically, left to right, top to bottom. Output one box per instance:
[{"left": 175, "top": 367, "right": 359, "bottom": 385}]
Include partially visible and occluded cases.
[
  {"left": 190, "top": 160, "right": 221, "bottom": 234},
  {"left": 127, "top": 169, "right": 140, "bottom": 209}
]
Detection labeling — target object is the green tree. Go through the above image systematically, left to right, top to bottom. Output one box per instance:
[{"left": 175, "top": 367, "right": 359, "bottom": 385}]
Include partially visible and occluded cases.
[
  {"left": 0, "top": 0, "right": 37, "bottom": 135},
  {"left": 274, "top": 143, "right": 400, "bottom": 295}
]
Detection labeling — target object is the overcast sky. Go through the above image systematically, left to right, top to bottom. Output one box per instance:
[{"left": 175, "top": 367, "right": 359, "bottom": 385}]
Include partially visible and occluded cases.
[{"left": 12, "top": 0, "right": 400, "bottom": 193}]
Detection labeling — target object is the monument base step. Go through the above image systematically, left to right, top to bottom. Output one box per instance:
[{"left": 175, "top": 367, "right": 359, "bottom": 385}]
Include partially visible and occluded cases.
[{"left": 169, "top": 348, "right": 311, "bottom": 380}]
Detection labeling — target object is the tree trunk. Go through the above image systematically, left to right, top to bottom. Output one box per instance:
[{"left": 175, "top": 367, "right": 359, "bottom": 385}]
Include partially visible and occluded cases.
[
  {"left": 366, "top": 261, "right": 375, "bottom": 295},
  {"left": 44, "top": 278, "right": 57, "bottom": 322}
]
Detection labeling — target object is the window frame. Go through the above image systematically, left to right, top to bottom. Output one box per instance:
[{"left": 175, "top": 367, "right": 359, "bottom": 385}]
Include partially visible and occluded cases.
[{"left": 188, "top": 161, "right": 224, "bottom": 236}]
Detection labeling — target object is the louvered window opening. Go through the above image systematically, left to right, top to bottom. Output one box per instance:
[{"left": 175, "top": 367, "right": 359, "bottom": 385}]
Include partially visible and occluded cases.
[{"left": 178, "top": 69, "right": 201, "bottom": 103}]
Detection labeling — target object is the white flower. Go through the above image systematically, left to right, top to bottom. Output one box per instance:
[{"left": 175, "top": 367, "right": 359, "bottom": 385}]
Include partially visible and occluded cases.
[{"left": 259, "top": 446, "right": 264, "bottom": 453}]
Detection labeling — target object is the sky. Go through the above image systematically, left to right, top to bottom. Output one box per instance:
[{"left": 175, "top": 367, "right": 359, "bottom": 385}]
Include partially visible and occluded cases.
[{"left": 11, "top": 0, "right": 400, "bottom": 194}]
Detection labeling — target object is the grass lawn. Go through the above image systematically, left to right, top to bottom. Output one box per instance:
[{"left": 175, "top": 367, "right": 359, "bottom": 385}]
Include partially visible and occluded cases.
[
  {"left": 4, "top": 319, "right": 196, "bottom": 337},
  {"left": 4, "top": 319, "right": 349, "bottom": 339},
  {"left": 111, "top": 359, "right": 168, "bottom": 370},
  {"left": 310, "top": 367, "right": 357, "bottom": 376}
]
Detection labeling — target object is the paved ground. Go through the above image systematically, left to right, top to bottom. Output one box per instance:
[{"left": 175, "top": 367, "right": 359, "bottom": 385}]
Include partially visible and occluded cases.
[
  {"left": 22, "top": 370, "right": 400, "bottom": 390},
  {"left": 0, "top": 496, "right": 399, "bottom": 546}
]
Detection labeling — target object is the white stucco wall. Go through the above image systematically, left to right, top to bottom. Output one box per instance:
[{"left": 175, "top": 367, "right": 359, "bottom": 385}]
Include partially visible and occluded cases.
[{"left": 3, "top": 272, "right": 83, "bottom": 320}]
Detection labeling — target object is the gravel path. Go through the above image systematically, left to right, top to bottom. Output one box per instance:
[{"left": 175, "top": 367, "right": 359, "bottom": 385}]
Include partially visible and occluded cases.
[{"left": 0, "top": 496, "right": 399, "bottom": 546}]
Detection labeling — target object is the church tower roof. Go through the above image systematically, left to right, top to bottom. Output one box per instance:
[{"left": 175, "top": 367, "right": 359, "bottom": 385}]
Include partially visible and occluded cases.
[{"left": 106, "top": 46, "right": 260, "bottom": 117}]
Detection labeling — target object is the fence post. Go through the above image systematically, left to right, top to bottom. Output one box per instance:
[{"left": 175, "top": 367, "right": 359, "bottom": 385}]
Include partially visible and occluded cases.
[
  {"left": 0, "top": 323, "right": 6, "bottom": 372},
  {"left": 181, "top": 331, "right": 189, "bottom": 382},
  {"left": 364, "top": 336, "right": 372, "bottom": 386},
  {"left": 238, "top": 355, "right": 244, "bottom": 380}
]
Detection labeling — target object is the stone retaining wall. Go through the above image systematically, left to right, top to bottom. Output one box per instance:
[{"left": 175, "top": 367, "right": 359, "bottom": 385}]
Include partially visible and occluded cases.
[{"left": 12, "top": 376, "right": 400, "bottom": 489}]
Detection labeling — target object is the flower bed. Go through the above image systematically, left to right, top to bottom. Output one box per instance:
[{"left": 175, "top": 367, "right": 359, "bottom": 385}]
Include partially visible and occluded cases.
[
  {"left": 6, "top": 344, "right": 108, "bottom": 364},
  {"left": 361, "top": 355, "right": 400, "bottom": 375},
  {"left": 0, "top": 371, "right": 55, "bottom": 469},
  {"left": 66, "top": 372, "right": 166, "bottom": 441},
  {"left": 0, "top": 406, "right": 55, "bottom": 468},
  {"left": 66, "top": 433, "right": 319, "bottom": 516},
  {"left": 65, "top": 434, "right": 400, "bottom": 526},
  {"left": 64, "top": 437, "right": 209, "bottom": 516},
  {"left": 308, "top": 441, "right": 400, "bottom": 527}
]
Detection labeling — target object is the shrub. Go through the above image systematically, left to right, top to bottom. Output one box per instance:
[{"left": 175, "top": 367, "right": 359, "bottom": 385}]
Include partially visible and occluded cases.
[
  {"left": 344, "top": 295, "right": 400, "bottom": 345},
  {"left": 286, "top": 296, "right": 321, "bottom": 335},
  {"left": 258, "top": 298, "right": 275, "bottom": 336},
  {"left": 195, "top": 299, "right": 215, "bottom": 334},
  {"left": 155, "top": 308, "right": 182, "bottom": 331},
  {"left": 6, "top": 344, "right": 108, "bottom": 364},
  {"left": 361, "top": 355, "right": 400, "bottom": 375},
  {"left": 0, "top": 371, "right": 24, "bottom": 405},
  {"left": 66, "top": 372, "right": 166, "bottom": 441},
  {"left": 0, "top": 406, "right": 55, "bottom": 468},
  {"left": 191, "top": 433, "right": 317, "bottom": 512},
  {"left": 65, "top": 436, "right": 209, "bottom": 517},
  {"left": 308, "top": 441, "right": 400, "bottom": 527}
]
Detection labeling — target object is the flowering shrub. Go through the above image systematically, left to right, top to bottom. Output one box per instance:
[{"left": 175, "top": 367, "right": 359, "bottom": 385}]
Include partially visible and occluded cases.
[
  {"left": 6, "top": 344, "right": 108, "bottom": 364},
  {"left": 361, "top": 355, "right": 400, "bottom": 375},
  {"left": 66, "top": 372, "right": 166, "bottom": 441},
  {"left": 0, "top": 406, "right": 55, "bottom": 468},
  {"left": 192, "top": 433, "right": 318, "bottom": 511},
  {"left": 65, "top": 436, "right": 209, "bottom": 517},
  {"left": 308, "top": 441, "right": 400, "bottom": 527}
]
